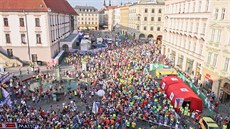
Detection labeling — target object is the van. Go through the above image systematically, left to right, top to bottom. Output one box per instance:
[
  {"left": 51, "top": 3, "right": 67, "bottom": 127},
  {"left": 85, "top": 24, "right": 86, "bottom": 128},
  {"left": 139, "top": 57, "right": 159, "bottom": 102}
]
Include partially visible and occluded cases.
[{"left": 199, "top": 117, "right": 219, "bottom": 129}]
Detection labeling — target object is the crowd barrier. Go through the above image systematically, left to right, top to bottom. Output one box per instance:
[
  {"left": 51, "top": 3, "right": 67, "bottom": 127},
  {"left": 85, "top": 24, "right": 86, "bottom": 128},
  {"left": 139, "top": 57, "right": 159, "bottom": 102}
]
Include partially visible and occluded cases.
[{"left": 177, "top": 72, "right": 215, "bottom": 116}]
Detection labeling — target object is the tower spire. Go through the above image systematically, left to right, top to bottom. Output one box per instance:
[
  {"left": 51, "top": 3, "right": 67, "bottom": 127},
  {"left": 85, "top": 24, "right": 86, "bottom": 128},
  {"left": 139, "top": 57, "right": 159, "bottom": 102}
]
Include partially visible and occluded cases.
[
  {"left": 103, "top": 0, "right": 106, "bottom": 6},
  {"left": 109, "top": 0, "right": 111, "bottom": 6}
]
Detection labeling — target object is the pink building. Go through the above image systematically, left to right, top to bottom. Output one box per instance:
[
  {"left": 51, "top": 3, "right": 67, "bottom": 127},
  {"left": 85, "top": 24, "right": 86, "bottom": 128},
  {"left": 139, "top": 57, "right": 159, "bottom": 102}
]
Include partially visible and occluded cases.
[{"left": 0, "top": 0, "right": 78, "bottom": 66}]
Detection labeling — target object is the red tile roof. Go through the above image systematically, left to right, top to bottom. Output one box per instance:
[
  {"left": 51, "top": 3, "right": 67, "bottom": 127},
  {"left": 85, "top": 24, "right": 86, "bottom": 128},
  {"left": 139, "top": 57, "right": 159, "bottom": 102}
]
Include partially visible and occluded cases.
[
  {"left": 0, "top": 0, "right": 77, "bottom": 15},
  {"left": 0, "top": 0, "right": 48, "bottom": 12},
  {"left": 44, "top": 0, "right": 77, "bottom": 15}
]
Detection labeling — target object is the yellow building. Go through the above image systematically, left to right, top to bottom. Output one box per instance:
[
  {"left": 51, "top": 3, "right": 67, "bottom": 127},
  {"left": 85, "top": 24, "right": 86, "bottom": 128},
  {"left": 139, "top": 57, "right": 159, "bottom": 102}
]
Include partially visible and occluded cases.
[
  {"left": 128, "top": 0, "right": 164, "bottom": 40},
  {"left": 201, "top": 0, "right": 230, "bottom": 102},
  {"left": 74, "top": 5, "right": 99, "bottom": 30},
  {"left": 120, "top": 5, "right": 130, "bottom": 36}
]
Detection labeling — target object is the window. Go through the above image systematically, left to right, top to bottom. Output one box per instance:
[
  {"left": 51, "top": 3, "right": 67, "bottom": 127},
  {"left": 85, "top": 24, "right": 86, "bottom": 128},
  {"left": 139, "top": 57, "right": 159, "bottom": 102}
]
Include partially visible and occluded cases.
[
  {"left": 206, "top": 0, "right": 209, "bottom": 11},
  {"left": 198, "top": 1, "right": 202, "bottom": 12},
  {"left": 193, "top": 2, "right": 196, "bottom": 12},
  {"left": 187, "top": 3, "right": 190, "bottom": 12},
  {"left": 145, "top": 8, "right": 148, "bottom": 13},
  {"left": 221, "top": 8, "right": 225, "bottom": 20},
  {"left": 152, "top": 9, "right": 155, "bottom": 13},
  {"left": 158, "top": 9, "right": 162, "bottom": 13},
  {"left": 214, "top": 9, "right": 219, "bottom": 20},
  {"left": 144, "top": 17, "right": 147, "bottom": 21},
  {"left": 151, "top": 17, "right": 154, "bottom": 21},
  {"left": 158, "top": 17, "right": 161, "bottom": 21},
  {"left": 3, "top": 18, "right": 8, "bottom": 26},
  {"left": 19, "top": 18, "right": 24, "bottom": 27},
  {"left": 35, "top": 18, "right": 40, "bottom": 27},
  {"left": 185, "top": 22, "right": 188, "bottom": 31},
  {"left": 190, "top": 22, "right": 193, "bottom": 32},
  {"left": 195, "top": 22, "right": 199, "bottom": 33},
  {"left": 202, "top": 23, "right": 206, "bottom": 34},
  {"left": 137, "top": 26, "right": 139, "bottom": 30},
  {"left": 143, "top": 26, "right": 147, "bottom": 30},
  {"left": 150, "top": 26, "right": 154, "bottom": 31},
  {"left": 157, "top": 27, "right": 160, "bottom": 31},
  {"left": 211, "top": 29, "right": 215, "bottom": 41},
  {"left": 216, "top": 30, "right": 221, "bottom": 42},
  {"left": 5, "top": 34, "right": 11, "bottom": 43},
  {"left": 21, "top": 34, "right": 26, "bottom": 43},
  {"left": 36, "top": 34, "right": 41, "bottom": 44},
  {"left": 228, "top": 35, "right": 230, "bottom": 46},
  {"left": 188, "top": 41, "right": 191, "bottom": 50},
  {"left": 193, "top": 42, "right": 196, "bottom": 52},
  {"left": 200, "top": 45, "right": 203, "bottom": 55},
  {"left": 7, "top": 49, "right": 13, "bottom": 57},
  {"left": 207, "top": 52, "right": 212, "bottom": 64},
  {"left": 32, "top": 54, "right": 38, "bottom": 62},
  {"left": 212, "top": 54, "right": 218, "bottom": 67},
  {"left": 224, "top": 58, "right": 230, "bottom": 71},
  {"left": 202, "top": 120, "right": 209, "bottom": 129}
]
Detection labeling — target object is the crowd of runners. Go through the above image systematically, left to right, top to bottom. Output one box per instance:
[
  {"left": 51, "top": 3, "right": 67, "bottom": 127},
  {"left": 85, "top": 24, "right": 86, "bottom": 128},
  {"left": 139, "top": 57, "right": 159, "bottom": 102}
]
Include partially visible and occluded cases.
[{"left": 1, "top": 38, "right": 230, "bottom": 129}]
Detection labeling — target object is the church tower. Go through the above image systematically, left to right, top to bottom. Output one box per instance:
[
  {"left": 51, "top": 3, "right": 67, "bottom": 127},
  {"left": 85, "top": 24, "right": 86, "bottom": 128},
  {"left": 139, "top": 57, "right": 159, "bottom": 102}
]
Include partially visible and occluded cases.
[
  {"left": 103, "top": 0, "right": 106, "bottom": 6},
  {"left": 109, "top": 0, "right": 111, "bottom": 6}
]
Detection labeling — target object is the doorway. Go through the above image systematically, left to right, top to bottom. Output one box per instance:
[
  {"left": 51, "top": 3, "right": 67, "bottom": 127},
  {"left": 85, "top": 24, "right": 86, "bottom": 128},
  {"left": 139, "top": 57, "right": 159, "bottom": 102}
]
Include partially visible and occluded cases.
[{"left": 182, "top": 101, "right": 191, "bottom": 109}]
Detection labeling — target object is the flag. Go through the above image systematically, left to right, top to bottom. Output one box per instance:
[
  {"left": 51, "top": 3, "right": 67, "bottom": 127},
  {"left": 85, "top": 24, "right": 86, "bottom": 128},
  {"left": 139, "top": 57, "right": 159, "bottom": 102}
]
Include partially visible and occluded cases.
[
  {"left": 0, "top": 88, "right": 12, "bottom": 107},
  {"left": 174, "top": 98, "right": 184, "bottom": 108},
  {"left": 174, "top": 98, "right": 180, "bottom": 108},
  {"left": 92, "top": 101, "right": 100, "bottom": 114}
]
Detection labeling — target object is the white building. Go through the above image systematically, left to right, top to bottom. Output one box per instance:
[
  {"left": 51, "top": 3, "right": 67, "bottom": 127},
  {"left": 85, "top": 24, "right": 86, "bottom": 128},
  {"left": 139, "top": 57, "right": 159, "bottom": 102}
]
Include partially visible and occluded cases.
[
  {"left": 0, "top": 0, "right": 77, "bottom": 65},
  {"left": 162, "top": 0, "right": 210, "bottom": 81},
  {"left": 201, "top": 0, "right": 230, "bottom": 101},
  {"left": 113, "top": 7, "right": 120, "bottom": 32}
]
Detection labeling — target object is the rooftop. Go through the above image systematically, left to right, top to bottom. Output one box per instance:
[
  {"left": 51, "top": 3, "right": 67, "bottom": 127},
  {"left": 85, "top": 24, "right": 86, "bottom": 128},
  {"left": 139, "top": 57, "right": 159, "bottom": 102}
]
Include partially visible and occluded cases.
[
  {"left": 0, "top": 0, "right": 77, "bottom": 15},
  {"left": 74, "top": 5, "right": 98, "bottom": 11},
  {"left": 62, "top": 34, "right": 78, "bottom": 42}
]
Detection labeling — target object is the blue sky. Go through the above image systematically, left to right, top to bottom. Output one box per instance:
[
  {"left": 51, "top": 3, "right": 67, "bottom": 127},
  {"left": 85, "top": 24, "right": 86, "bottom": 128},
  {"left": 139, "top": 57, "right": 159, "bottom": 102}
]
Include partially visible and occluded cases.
[{"left": 68, "top": 0, "right": 137, "bottom": 9}]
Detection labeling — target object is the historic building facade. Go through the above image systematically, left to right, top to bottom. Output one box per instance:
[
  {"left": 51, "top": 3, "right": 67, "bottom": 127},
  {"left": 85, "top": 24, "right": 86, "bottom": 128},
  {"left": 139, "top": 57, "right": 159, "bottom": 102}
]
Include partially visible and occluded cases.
[
  {"left": 0, "top": 0, "right": 77, "bottom": 64},
  {"left": 128, "top": 0, "right": 164, "bottom": 40},
  {"left": 162, "top": 0, "right": 210, "bottom": 82},
  {"left": 201, "top": 0, "right": 230, "bottom": 101},
  {"left": 119, "top": 4, "right": 130, "bottom": 36},
  {"left": 74, "top": 5, "right": 99, "bottom": 30}
]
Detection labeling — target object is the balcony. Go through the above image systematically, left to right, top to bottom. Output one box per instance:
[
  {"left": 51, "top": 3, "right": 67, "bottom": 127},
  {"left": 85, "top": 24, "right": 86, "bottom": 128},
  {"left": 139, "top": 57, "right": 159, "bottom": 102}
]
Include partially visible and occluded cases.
[
  {"left": 3, "top": 26, "right": 10, "bottom": 32},
  {"left": 19, "top": 26, "right": 26, "bottom": 32},
  {"left": 35, "top": 26, "right": 41, "bottom": 32},
  {"left": 206, "top": 41, "right": 221, "bottom": 50},
  {"left": 223, "top": 45, "right": 230, "bottom": 54},
  {"left": 220, "top": 70, "right": 230, "bottom": 78}
]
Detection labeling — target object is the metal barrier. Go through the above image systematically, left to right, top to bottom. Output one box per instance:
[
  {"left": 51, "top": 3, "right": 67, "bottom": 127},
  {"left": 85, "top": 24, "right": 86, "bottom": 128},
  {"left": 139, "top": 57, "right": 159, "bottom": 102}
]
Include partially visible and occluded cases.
[{"left": 177, "top": 72, "right": 215, "bottom": 116}]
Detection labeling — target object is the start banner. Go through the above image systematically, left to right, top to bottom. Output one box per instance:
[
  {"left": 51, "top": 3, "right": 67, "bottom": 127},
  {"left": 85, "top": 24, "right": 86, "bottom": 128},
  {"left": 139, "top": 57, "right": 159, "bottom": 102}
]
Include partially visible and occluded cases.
[
  {"left": 0, "top": 123, "right": 17, "bottom": 128},
  {"left": 0, "top": 123, "right": 42, "bottom": 129}
]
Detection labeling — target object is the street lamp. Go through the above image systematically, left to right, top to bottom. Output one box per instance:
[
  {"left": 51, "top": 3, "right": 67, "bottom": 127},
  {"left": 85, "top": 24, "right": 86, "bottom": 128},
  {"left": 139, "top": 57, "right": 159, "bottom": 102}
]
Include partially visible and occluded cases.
[{"left": 23, "top": 10, "right": 31, "bottom": 62}]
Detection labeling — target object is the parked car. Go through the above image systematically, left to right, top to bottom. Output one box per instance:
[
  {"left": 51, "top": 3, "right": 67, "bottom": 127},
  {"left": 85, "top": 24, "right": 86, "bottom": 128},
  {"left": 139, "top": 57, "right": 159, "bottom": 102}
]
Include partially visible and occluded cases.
[{"left": 199, "top": 117, "right": 219, "bottom": 129}]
